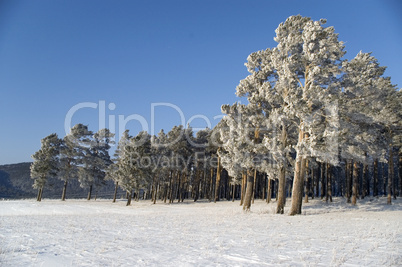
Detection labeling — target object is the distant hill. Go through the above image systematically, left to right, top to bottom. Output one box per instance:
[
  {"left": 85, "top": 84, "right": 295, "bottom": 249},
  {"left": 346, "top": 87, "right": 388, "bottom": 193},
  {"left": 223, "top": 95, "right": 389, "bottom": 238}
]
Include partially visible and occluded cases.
[{"left": 0, "top": 162, "right": 125, "bottom": 199}]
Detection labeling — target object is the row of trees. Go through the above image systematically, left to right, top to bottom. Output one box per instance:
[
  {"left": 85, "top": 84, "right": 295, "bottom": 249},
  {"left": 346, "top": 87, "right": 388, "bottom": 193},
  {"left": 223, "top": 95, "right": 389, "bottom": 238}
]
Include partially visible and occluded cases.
[
  {"left": 31, "top": 15, "right": 401, "bottom": 215},
  {"left": 31, "top": 124, "right": 114, "bottom": 201}
]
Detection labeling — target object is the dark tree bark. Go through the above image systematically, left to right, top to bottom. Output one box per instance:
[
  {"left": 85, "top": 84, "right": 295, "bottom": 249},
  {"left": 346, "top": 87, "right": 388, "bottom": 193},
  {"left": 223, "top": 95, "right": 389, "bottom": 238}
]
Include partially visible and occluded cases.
[
  {"left": 290, "top": 128, "right": 305, "bottom": 216},
  {"left": 388, "top": 144, "right": 394, "bottom": 205},
  {"left": 399, "top": 150, "right": 402, "bottom": 197},
  {"left": 289, "top": 154, "right": 306, "bottom": 216},
  {"left": 214, "top": 156, "right": 222, "bottom": 202},
  {"left": 304, "top": 159, "right": 310, "bottom": 203},
  {"left": 373, "top": 159, "right": 379, "bottom": 197},
  {"left": 347, "top": 160, "right": 353, "bottom": 203},
  {"left": 352, "top": 161, "right": 359, "bottom": 205},
  {"left": 320, "top": 162, "right": 326, "bottom": 199},
  {"left": 382, "top": 162, "right": 387, "bottom": 196},
  {"left": 326, "top": 163, "right": 332, "bottom": 202},
  {"left": 362, "top": 163, "right": 369, "bottom": 199},
  {"left": 315, "top": 164, "right": 320, "bottom": 198},
  {"left": 277, "top": 165, "right": 286, "bottom": 214},
  {"left": 208, "top": 168, "right": 214, "bottom": 201},
  {"left": 243, "top": 169, "right": 255, "bottom": 211},
  {"left": 252, "top": 169, "right": 257, "bottom": 204},
  {"left": 169, "top": 171, "right": 174, "bottom": 203},
  {"left": 176, "top": 171, "right": 182, "bottom": 201},
  {"left": 240, "top": 172, "right": 246, "bottom": 206},
  {"left": 267, "top": 178, "right": 272, "bottom": 204},
  {"left": 61, "top": 180, "right": 68, "bottom": 201},
  {"left": 113, "top": 181, "right": 118, "bottom": 203},
  {"left": 153, "top": 181, "right": 158, "bottom": 204},
  {"left": 163, "top": 184, "right": 168, "bottom": 203},
  {"left": 232, "top": 184, "right": 235, "bottom": 202},
  {"left": 87, "top": 185, "right": 93, "bottom": 201},
  {"left": 37, "top": 187, "right": 42, "bottom": 202},
  {"left": 126, "top": 190, "right": 132, "bottom": 206}
]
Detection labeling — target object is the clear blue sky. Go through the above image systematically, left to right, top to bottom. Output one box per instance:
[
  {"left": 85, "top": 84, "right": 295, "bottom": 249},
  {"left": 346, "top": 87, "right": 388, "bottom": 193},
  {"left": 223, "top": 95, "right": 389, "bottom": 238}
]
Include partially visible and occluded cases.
[{"left": 0, "top": 0, "right": 401, "bottom": 164}]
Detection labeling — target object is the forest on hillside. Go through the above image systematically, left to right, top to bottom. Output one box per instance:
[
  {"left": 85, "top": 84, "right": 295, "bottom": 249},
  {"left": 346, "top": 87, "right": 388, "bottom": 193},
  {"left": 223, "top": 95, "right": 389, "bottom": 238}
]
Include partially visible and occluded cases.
[{"left": 30, "top": 16, "right": 401, "bottom": 215}]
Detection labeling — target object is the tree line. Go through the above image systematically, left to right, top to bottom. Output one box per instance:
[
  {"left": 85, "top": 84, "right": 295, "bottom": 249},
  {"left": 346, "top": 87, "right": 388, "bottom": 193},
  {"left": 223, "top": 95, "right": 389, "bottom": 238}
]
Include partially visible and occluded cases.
[{"left": 31, "top": 15, "right": 401, "bottom": 215}]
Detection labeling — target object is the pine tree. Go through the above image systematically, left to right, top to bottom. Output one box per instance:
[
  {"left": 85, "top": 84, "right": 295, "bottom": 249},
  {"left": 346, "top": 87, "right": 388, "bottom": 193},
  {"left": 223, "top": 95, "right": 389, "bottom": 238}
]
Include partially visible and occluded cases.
[
  {"left": 233, "top": 15, "right": 345, "bottom": 214},
  {"left": 271, "top": 16, "right": 346, "bottom": 215},
  {"left": 341, "top": 52, "right": 401, "bottom": 205},
  {"left": 220, "top": 103, "right": 268, "bottom": 211},
  {"left": 59, "top": 124, "right": 92, "bottom": 200},
  {"left": 152, "top": 129, "right": 170, "bottom": 203},
  {"left": 118, "top": 131, "right": 152, "bottom": 205},
  {"left": 30, "top": 133, "right": 61, "bottom": 201}
]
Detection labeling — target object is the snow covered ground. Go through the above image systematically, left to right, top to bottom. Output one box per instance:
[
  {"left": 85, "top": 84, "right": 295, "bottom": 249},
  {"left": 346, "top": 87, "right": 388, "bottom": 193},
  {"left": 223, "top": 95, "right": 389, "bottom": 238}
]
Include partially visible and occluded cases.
[{"left": 1, "top": 197, "right": 401, "bottom": 266}]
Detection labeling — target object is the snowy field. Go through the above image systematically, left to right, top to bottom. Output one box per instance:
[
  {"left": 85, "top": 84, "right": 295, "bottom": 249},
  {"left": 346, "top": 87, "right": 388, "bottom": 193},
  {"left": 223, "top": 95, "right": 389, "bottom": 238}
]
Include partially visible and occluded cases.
[{"left": 1, "top": 197, "right": 401, "bottom": 266}]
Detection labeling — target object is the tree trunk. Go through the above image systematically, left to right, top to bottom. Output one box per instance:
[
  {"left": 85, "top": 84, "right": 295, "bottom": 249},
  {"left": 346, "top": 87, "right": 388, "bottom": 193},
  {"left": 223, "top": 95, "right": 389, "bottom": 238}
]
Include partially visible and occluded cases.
[
  {"left": 276, "top": 118, "right": 288, "bottom": 211},
  {"left": 289, "top": 126, "right": 305, "bottom": 216},
  {"left": 388, "top": 144, "right": 394, "bottom": 205},
  {"left": 399, "top": 150, "right": 402, "bottom": 197},
  {"left": 214, "top": 156, "right": 222, "bottom": 202},
  {"left": 290, "top": 157, "right": 303, "bottom": 215},
  {"left": 298, "top": 157, "right": 307, "bottom": 212},
  {"left": 304, "top": 159, "right": 310, "bottom": 203},
  {"left": 373, "top": 159, "right": 379, "bottom": 197},
  {"left": 347, "top": 160, "right": 353, "bottom": 203},
  {"left": 352, "top": 161, "right": 359, "bottom": 205},
  {"left": 320, "top": 162, "right": 325, "bottom": 199},
  {"left": 382, "top": 162, "right": 387, "bottom": 196},
  {"left": 326, "top": 163, "right": 332, "bottom": 202},
  {"left": 362, "top": 163, "right": 369, "bottom": 199},
  {"left": 277, "top": 164, "right": 286, "bottom": 214},
  {"left": 315, "top": 164, "right": 320, "bottom": 198},
  {"left": 208, "top": 168, "right": 214, "bottom": 201},
  {"left": 243, "top": 169, "right": 254, "bottom": 211},
  {"left": 252, "top": 169, "right": 257, "bottom": 204},
  {"left": 169, "top": 171, "right": 174, "bottom": 203},
  {"left": 176, "top": 171, "right": 182, "bottom": 201},
  {"left": 182, "top": 172, "right": 188, "bottom": 202},
  {"left": 240, "top": 172, "right": 246, "bottom": 206},
  {"left": 267, "top": 178, "right": 272, "bottom": 203},
  {"left": 61, "top": 180, "right": 68, "bottom": 201},
  {"left": 113, "top": 181, "right": 119, "bottom": 203},
  {"left": 153, "top": 181, "right": 158, "bottom": 204},
  {"left": 163, "top": 184, "right": 167, "bottom": 203},
  {"left": 232, "top": 184, "right": 235, "bottom": 202},
  {"left": 87, "top": 185, "right": 93, "bottom": 201},
  {"left": 39, "top": 186, "right": 43, "bottom": 201},
  {"left": 37, "top": 187, "right": 42, "bottom": 202},
  {"left": 126, "top": 190, "right": 132, "bottom": 206}
]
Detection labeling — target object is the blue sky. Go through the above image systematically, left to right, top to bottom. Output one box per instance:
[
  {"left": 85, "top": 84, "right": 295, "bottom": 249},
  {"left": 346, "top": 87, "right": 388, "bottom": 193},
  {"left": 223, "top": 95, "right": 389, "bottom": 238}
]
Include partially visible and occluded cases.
[{"left": 0, "top": 0, "right": 401, "bottom": 164}]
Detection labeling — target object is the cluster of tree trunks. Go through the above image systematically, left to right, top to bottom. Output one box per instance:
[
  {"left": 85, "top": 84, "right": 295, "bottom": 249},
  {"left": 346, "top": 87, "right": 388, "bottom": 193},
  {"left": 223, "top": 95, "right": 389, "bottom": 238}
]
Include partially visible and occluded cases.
[{"left": 111, "top": 149, "right": 402, "bottom": 211}]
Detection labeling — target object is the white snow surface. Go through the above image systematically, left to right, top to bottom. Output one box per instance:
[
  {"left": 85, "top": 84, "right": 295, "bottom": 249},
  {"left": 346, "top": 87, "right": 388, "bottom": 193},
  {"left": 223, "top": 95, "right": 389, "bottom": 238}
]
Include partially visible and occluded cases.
[{"left": 1, "top": 197, "right": 401, "bottom": 266}]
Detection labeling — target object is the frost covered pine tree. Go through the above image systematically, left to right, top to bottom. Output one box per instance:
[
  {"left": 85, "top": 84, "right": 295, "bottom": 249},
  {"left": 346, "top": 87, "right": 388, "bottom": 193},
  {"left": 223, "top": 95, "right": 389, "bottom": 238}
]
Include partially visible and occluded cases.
[
  {"left": 234, "top": 15, "right": 345, "bottom": 214},
  {"left": 269, "top": 16, "right": 345, "bottom": 215},
  {"left": 235, "top": 46, "right": 297, "bottom": 214},
  {"left": 341, "top": 52, "right": 401, "bottom": 205},
  {"left": 221, "top": 103, "right": 268, "bottom": 211},
  {"left": 215, "top": 119, "right": 244, "bottom": 202},
  {"left": 59, "top": 124, "right": 91, "bottom": 200},
  {"left": 78, "top": 128, "right": 114, "bottom": 200},
  {"left": 106, "top": 129, "right": 131, "bottom": 203},
  {"left": 152, "top": 129, "right": 170, "bottom": 203},
  {"left": 118, "top": 131, "right": 152, "bottom": 205},
  {"left": 30, "top": 133, "right": 62, "bottom": 201}
]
